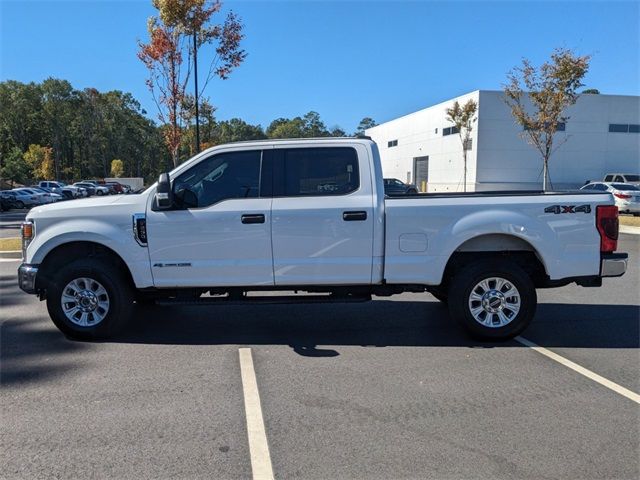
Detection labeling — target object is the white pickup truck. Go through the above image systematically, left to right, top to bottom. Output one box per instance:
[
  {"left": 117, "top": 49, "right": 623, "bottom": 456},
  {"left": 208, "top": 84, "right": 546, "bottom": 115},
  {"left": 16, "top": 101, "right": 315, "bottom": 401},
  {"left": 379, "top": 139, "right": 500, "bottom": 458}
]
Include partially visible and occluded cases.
[{"left": 18, "top": 138, "right": 627, "bottom": 340}]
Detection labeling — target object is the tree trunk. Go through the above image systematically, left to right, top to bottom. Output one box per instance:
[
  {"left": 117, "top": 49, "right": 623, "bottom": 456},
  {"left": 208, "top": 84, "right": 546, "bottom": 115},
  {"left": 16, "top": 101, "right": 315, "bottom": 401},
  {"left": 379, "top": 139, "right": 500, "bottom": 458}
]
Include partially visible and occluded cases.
[{"left": 463, "top": 148, "right": 467, "bottom": 192}]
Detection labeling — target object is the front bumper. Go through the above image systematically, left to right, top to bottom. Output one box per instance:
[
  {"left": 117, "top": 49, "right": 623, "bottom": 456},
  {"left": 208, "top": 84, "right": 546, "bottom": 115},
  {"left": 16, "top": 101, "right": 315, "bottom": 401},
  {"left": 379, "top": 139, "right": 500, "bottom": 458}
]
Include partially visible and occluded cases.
[
  {"left": 601, "top": 253, "right": 627, "bottom": 277},
  {"left": 18, "top": 264, "right": 39, "bottom": 294}
]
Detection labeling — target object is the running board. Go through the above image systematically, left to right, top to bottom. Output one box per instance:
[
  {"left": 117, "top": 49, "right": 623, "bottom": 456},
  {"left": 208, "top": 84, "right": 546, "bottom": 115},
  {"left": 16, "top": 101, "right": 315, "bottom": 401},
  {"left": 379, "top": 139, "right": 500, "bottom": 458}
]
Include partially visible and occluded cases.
[{"left": 156, "top": 294, "right": 372, "bottom": 306}]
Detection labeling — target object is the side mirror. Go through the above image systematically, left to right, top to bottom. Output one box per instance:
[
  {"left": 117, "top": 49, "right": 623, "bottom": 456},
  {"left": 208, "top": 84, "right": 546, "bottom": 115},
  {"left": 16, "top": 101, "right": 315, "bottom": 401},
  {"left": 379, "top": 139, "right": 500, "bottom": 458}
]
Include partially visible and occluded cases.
[{"left": 154, "top": 173, "right": 173, "bottom": 210}]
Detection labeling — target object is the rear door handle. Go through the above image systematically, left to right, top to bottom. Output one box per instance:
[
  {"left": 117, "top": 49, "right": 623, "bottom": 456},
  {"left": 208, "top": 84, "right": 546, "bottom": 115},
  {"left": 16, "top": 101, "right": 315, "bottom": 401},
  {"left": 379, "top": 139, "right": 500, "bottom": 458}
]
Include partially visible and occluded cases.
[
  {"left": 343, "top": 211, "right": 367, "bottom": 221},
  {"left": 241, "top": 214, "right": 265, "bottom": 224}
]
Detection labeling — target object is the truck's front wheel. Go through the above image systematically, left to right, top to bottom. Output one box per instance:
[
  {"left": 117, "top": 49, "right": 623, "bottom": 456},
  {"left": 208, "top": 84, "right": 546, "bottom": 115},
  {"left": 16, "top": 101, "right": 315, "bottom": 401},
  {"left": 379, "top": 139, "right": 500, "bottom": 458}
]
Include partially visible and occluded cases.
[
  {"left": 46, "top": 259, "right": 134, "bottom": 340},
  {"left": 448, "top": 260, "right": 536, "bottom": 340}
]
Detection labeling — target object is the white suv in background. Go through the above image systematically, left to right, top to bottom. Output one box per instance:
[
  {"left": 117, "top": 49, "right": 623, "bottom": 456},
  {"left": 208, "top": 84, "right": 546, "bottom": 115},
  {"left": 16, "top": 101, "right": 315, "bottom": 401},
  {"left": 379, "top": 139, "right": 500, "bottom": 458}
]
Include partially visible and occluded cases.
[{"left": 603, "top": 173, "right": 640, "bottom": 185}]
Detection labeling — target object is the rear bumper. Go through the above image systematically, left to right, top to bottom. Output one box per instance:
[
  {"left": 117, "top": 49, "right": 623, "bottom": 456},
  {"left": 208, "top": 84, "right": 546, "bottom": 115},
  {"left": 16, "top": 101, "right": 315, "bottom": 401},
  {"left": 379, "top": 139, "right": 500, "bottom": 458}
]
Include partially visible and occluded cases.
[
  {"left": 601, "top": 253, "right": 627, "bottom": 277},
  {"left": 18, "top": 264, "right": 39, "bottom": 294}
]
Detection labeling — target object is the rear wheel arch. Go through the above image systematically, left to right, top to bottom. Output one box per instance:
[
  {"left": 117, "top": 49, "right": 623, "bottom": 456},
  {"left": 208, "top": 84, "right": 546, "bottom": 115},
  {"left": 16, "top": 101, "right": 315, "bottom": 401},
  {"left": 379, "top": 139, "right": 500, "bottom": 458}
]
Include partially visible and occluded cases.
[{"left": 439, "top": 234, "right": 548, "bottom": 291}]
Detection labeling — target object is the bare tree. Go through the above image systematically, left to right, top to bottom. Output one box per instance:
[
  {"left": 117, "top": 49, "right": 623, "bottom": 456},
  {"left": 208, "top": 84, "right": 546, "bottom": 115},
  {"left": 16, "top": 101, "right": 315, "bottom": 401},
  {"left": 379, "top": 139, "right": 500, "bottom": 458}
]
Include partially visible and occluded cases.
[
  {"left": 503, "top": 48, "right": 591, "bottom": 191},
  {"left": 445, "top": 99, "right": 477, "bottom": 192}
]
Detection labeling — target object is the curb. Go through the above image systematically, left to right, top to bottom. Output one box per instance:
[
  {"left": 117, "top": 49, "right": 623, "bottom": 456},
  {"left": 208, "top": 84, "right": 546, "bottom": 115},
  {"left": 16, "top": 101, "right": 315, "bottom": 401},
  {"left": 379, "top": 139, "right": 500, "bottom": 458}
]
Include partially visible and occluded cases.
[
  {"left": 620, "top": 225, "right": 640, "bottom": 235},
  {"left": 0, "top": 250, "right": 22, "bottom": 259}
]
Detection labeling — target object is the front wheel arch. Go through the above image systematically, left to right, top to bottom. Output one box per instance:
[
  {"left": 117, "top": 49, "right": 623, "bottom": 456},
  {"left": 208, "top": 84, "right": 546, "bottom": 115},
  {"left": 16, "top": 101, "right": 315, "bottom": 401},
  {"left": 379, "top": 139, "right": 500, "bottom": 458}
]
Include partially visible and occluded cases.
[{"left": 37, "top": 241, "right": 136, "bottom": 296}]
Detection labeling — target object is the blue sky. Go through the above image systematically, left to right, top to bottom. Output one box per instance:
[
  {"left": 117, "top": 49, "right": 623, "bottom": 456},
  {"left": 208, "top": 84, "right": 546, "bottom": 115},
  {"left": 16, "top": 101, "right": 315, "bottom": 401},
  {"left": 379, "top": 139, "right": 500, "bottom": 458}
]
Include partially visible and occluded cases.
[{"left": 1, "top": 0, "right": 638, "bottom": 132}]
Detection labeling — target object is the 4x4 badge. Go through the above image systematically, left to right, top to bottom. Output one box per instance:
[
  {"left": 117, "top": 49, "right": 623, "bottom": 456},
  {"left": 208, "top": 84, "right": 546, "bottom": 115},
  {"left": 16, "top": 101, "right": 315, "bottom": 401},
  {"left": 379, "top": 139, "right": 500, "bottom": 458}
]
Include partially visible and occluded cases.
[{"left": 544, "top": 205, "right": 591, "bottom": 214}]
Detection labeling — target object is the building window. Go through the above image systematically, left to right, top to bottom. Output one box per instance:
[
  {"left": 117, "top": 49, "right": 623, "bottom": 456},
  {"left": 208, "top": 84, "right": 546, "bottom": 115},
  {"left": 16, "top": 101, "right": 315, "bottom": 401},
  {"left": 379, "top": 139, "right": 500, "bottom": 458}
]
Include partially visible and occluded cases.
[
  {"left": 609, "top": 123, "right": 639, "bottom": 133},
  {"left": 609, "top": 124, "right": 628, "bottom": 133},
  {"left": 442, "top": 126, "right": 459, "bottom": 136},
  {"left": 387, "top": 139, "right": 398, "bottom": 148}
]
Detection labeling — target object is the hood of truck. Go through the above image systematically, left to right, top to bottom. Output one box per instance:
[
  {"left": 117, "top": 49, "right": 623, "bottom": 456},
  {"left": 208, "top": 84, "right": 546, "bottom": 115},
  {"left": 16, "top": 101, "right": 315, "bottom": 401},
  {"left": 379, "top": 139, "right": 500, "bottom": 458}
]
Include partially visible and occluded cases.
[{"left": 26, "top": 194, "right": 149, "bottom": 221}]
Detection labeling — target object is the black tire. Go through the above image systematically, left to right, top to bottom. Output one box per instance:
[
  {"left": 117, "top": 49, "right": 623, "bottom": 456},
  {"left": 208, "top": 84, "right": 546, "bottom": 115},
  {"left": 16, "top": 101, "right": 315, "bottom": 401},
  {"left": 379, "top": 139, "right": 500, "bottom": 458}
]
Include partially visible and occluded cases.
[
  {"left": 407, "top": 188, "right": 418, "bottom": 194},
  {"left": 96, "top": 190, "right": 104, "bottom": 196},
  {"left": 15, "top": 200, "right": 24, "bottom": 209},
  {"left": 45, "top": 258, "right": 134, "bottom": 340},
  {"left": 447, "top": 260, "right": 536, "bottom": 340}
]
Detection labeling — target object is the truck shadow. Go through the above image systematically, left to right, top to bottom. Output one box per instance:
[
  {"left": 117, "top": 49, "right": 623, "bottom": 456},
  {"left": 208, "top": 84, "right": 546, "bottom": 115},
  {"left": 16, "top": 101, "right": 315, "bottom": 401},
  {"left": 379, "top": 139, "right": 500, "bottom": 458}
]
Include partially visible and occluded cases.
[{"left": 118, "top": 301, "right": 640, "bottom": 355}]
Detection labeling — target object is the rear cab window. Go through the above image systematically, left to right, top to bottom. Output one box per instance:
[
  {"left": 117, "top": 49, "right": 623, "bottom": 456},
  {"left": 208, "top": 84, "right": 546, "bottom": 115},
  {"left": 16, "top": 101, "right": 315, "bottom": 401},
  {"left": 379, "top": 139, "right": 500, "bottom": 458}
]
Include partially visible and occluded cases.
[{"left": 274, "top": 147, "right": 359, "bottom": 196}]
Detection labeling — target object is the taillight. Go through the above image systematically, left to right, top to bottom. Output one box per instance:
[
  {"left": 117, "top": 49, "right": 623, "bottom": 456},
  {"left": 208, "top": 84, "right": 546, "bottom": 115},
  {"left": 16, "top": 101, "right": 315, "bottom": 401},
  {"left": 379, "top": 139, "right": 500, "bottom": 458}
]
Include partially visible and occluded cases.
[
  {"left": 613, "top": 192, "right": 631, "bottom": 199},
  {"left": 596, "top": 205, "right": 618, "bottom": 253}
]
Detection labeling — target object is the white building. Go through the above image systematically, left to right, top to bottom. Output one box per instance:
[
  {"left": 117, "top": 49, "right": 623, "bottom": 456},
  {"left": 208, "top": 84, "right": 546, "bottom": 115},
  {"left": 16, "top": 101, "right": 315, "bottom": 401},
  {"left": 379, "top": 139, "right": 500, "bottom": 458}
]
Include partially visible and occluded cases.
[{"left": 365, "top": 90, "right": 640, "bottom": 192}]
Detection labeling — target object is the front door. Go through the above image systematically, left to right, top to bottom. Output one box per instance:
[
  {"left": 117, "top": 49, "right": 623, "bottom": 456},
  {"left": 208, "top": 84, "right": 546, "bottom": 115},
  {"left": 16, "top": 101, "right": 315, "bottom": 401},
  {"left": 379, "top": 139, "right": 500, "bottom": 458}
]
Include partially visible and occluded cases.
[
  {"left": 270, "top": 145, "right": 374, "bottom": 285},
  {"left": 146, "top": 149, "right": 274, "bottom": 288}
]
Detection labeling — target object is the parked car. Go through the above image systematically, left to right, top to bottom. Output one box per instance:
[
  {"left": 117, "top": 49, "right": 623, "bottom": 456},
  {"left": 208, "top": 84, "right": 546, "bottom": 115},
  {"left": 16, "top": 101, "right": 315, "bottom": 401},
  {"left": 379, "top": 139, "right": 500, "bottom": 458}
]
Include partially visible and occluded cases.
[
  {"left": 18, "top": 138, "right": 627, "bottom": 342},
  {"left": 603, "top": 173, "right": 640, "bottom": 185},
  {"left": 384, "top": 178, "right": 418, "bottom": 195},
  {"left": 38, "top": 181, "right": 63, "bottom": 196},
  {"left": 79, "top": 181, "right": 109, "bottom": 196},
  {"left": 105, "top": 181, "right": 125, "bottom": 194},
  {"left": 55, "top": 182, "right": 83, "bottom": 198},
  {"left": 73, "top": 182, "right": 97, "bottom": 196},
  {"left": 581, "top": 182, "right": 640, "bottom": 215},
  {"left": 29, "top": 187, "right": 62, "bottom": 203},
  {"left": 8, "top": 189, "right": 41, "bottom": 208},
  {"left": 0, "top": 191, "right": 17, "bottom": 211}
]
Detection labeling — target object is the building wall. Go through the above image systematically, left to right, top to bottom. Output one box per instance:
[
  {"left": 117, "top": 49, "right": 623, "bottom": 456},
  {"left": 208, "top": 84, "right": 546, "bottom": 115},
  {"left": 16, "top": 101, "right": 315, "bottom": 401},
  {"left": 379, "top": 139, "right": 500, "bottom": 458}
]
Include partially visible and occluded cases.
[
  {"left": 367, "top": 90, "right": 640, "bottom": 192},
  {"left": 365, "top": 91, "right": 481, "bottom": 192},
  {"left": 476, "top": 91, "right": 640, "bottom": 190}
]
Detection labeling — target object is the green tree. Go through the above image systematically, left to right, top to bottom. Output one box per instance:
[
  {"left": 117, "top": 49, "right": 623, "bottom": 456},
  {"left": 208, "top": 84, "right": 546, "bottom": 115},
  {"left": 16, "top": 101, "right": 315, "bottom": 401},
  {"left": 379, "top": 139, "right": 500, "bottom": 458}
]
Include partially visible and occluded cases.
[
  {"left": 504, "top": 48, "right": 591, "bottom": 191},
  {"left": 581, "top": 88, "right": 600, "bottom": 94},
  {"left": 445, "top": 99, "right": 477, "bottom": 192},
  {"left": 302, "top": 111, "right": 329, "bottom": 137},
  {"left": 267, "top": 117, "right": 305, "bottom": 138},
  {"left": 355, "top": 117, "right": 377, "bottom": 136},
  {"left": 211, "top": 118, "right": 265, "bottom": 144},
  {"left": 329, "top": 126, "right": 347, "bottom": 137},
  {"left": 1, "top": 147, "right": 30, "bottom": 186},
  {"left": 110, "top": 159, "right": 124, "bottom": 177}
]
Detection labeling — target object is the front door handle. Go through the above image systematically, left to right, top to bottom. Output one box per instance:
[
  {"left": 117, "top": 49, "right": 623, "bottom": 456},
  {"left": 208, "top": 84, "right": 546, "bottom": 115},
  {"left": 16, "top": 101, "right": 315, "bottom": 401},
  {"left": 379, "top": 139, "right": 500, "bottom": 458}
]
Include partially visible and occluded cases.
[
  {"left": 343, "top": 211, "right": 367, "bottom": 221},
  {"left": 241, "top": 214, "right": 265, "bottom": 224}
]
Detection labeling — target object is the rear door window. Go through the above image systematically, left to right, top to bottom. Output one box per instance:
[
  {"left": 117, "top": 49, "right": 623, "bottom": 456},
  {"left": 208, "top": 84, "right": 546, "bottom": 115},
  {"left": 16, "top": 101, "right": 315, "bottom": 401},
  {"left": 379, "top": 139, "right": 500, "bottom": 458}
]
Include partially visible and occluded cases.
[{"left": 277, "top": 147, "right": 359, "bottom": 196}]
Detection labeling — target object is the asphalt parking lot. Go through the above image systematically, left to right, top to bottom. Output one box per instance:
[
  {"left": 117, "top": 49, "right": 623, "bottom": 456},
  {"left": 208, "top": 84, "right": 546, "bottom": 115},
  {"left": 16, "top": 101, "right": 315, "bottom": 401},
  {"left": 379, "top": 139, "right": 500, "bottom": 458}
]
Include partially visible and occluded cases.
[{"left": 1, "top": 235, "right": 638, "bottom": 480}]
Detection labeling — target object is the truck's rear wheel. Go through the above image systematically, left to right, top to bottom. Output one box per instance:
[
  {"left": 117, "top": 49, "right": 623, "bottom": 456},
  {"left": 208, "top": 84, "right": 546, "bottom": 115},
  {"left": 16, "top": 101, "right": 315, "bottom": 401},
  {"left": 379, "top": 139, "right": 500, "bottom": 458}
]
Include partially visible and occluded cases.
[
  {"left": 46, "top": 259, "right": 133, "bottom": 340},
  {"left": 447, "top": 260, "right": 536, "bottom": 340}
]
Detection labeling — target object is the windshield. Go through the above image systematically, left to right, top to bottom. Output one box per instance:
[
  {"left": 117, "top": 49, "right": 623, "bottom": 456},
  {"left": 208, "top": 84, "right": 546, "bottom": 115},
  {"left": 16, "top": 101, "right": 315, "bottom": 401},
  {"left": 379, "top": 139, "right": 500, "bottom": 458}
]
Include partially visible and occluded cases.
[
  {"left": 623, "top": 175, "right": 640, "bottom": 181},
  {"left": 612, "top": 183, "right": 640, "bottom": 191}
]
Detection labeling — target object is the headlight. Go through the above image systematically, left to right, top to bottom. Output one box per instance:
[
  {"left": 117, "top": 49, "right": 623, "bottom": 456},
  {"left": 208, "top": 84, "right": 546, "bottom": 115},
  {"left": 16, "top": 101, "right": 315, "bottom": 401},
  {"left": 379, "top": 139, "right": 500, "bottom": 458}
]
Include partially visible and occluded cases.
[{"left": 21, "top": 221, "right": 35, "bottom": 258}]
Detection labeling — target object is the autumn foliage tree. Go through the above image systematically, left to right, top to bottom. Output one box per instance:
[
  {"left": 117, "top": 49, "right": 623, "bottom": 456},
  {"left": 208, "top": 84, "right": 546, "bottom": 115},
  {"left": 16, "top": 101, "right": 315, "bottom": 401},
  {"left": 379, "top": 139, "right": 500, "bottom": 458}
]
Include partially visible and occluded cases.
[
  {"left": 138, "top": 0, "right": 246, "bottom": 167},
  {"left": 504, "top": 48, "right": 591, "bottom": 190},
  {"left": 445, "top": 99, "right": 477, "bottom": 192},
  {"left": 24, "top": 144, "right": 55, "bottom": 180},
  {"left": 110, "top": 159, "right": 124, "bottom": 178}
]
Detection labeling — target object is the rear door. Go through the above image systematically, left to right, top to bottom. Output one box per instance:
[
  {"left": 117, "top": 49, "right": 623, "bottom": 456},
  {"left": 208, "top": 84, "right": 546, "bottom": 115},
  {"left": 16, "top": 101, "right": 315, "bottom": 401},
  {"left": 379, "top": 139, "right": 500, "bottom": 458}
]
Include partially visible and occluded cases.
[{"left": 270, "top": 145, "right": 374, "bottom": 285}]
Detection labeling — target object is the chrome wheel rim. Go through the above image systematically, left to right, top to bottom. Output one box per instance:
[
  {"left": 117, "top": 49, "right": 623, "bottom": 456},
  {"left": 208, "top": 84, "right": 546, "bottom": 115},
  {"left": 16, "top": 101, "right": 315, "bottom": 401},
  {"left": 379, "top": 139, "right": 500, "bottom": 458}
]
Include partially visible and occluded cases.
[
  {"left": 60, "top": 277, "right": 110, "bottom": 326},
  {"left": 468, "top": 277, "right": 521, "bottom": 328}
]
